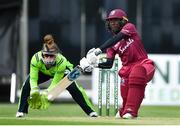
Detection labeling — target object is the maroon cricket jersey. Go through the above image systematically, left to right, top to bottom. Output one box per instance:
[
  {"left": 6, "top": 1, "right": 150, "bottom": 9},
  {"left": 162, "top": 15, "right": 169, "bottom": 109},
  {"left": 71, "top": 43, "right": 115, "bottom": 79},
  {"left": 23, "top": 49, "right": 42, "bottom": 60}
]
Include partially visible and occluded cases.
[{"left": 106, "top": 23, "right": 150, "bottom": 77}]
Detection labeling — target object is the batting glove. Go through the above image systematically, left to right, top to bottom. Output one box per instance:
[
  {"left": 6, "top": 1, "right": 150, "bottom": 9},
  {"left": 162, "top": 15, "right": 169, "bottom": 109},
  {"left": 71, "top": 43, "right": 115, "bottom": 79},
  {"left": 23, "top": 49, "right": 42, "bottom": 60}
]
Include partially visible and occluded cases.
[
  {"left": 86, "top": 48, "right": 102, "bottom": 65},
  {"left": 87, "top": 48, "right": 102, "bottom": 55},
  {"left": 80, "top": 57, "right": 94, "bottom": 72}
]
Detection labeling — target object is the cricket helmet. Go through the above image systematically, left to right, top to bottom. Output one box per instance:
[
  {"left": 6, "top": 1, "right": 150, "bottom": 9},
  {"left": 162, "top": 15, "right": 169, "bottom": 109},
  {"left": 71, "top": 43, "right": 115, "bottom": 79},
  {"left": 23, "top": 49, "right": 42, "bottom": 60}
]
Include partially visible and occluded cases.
[
  {"left": 106, "top": 9, "right": 128, "bottom": 33},
  {"left": 106, "top": 9, "right": 128, "bottom": 21},
  {"left": 41, "top": 34, "right": 59, "bottom": 66}
]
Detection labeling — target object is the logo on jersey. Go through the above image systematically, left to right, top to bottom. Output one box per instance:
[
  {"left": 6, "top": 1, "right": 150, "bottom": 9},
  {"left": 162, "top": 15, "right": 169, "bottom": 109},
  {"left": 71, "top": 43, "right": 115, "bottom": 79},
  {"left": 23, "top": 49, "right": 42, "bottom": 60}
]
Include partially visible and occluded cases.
[{"left": 119, "top": 38, "right": 134, "bottom": 53}]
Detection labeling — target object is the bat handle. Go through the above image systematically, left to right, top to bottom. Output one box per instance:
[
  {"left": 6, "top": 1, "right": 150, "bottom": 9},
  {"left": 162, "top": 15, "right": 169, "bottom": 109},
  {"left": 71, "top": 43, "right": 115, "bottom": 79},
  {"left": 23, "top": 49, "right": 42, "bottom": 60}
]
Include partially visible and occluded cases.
[{"left": 67, "top": 66, "right": 81, "bottom": 81}]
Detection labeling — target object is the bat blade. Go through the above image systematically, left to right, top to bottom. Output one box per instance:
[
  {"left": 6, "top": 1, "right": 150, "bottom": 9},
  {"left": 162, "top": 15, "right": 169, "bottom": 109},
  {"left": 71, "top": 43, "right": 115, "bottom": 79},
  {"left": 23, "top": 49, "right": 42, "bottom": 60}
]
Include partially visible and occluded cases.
[
  {"left": 47, "top": 66, "right": 82, "bottom": 101},
  {"left": 47, "top": 75, "right": 72, "bottom": 101}
]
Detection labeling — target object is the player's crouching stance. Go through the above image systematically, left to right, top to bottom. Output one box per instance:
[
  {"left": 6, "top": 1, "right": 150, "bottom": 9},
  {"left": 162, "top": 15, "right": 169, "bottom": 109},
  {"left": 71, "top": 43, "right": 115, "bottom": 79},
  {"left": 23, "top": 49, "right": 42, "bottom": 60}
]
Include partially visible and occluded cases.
[
  {"left": 80, "top": 9, "right": 155, "bottom": 119},
  {"left": 16, "top": 34, "right": 98, "bottom": 118}
]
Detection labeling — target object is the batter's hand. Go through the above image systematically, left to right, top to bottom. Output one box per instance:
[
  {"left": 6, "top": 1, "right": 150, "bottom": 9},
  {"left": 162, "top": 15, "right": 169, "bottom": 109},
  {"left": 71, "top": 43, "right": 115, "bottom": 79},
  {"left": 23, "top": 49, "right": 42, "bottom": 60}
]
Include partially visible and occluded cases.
[
  {"left": 86, "top": 48, "right": 102, "bottom": 65},
  {"left": 87, "top": 48, "right": 102, "bottom": 56},
  {"left": 80, "top": 57, "right": 93, "bottom": 72}
]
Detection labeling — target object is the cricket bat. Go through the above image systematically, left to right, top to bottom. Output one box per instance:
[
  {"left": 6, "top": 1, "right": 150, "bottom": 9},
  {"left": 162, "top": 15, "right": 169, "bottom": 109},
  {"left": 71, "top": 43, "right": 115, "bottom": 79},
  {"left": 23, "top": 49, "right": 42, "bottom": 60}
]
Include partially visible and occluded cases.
[{"left": 47, "top": 65, "right": 82, "bottom": 101}]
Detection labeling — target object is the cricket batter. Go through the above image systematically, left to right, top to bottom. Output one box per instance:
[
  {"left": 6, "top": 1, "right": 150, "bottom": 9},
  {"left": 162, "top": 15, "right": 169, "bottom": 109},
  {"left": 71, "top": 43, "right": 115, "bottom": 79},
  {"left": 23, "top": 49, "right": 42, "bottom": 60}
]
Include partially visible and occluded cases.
[
  {"left": 80, "top": 9, "right": 155, "bottom": 119},
  {"left": 16, "top": 34, "right": 98, "bottom": 118}
]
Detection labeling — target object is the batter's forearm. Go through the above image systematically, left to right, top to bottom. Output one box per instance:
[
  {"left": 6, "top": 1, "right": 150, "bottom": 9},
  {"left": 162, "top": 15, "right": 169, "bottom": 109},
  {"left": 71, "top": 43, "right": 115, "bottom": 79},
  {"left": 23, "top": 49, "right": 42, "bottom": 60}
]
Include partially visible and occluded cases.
[{"left": 99, "top": 32, "right": 126, "bottom": 51}]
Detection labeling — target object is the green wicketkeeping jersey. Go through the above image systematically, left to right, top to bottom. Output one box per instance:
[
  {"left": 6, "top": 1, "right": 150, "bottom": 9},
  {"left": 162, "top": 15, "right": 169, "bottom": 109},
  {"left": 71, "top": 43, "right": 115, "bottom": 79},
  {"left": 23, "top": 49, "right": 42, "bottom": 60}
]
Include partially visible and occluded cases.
[{"left": 30, "top": 51, "right": 74, "bottom": 91}]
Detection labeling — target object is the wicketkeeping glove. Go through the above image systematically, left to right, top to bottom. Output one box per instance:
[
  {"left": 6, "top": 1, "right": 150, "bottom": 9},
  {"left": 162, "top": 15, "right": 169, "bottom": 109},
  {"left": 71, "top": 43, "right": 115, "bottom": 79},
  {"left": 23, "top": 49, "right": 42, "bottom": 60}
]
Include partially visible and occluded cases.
[
  {"left": 28, "top": 88, "right": 50, "bottom": 110},
  {"left": 39, "top": 90, "right": 50, "bottom": 110},
  {"left": 28, "top": 91, "right": 42, "bottom": 109}
]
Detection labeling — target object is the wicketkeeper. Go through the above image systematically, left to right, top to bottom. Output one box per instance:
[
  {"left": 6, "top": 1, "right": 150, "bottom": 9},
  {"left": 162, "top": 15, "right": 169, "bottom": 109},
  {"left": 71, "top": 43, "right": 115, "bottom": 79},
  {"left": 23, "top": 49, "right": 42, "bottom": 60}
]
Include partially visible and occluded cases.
[
  {"left": 80, "top": 9, "right": 155, "bottom": 119},
  {"left": 16, "top": 34, "right": 98, "bottom": 118}
]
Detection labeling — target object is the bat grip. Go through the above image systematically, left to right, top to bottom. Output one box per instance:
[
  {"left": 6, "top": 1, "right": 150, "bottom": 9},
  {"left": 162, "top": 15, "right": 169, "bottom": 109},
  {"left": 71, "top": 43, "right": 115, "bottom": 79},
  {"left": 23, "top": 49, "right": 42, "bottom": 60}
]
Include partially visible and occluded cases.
[{"left": 67, "top": 66, "right": 81, "bottom": 81}]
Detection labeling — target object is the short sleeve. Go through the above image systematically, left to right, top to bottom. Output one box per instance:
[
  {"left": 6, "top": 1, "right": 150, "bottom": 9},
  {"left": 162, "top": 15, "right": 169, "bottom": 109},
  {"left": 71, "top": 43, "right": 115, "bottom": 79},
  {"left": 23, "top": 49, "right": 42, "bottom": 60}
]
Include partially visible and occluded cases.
[{"left": 121, "top": 23, "right": 136, "bottom": 36}]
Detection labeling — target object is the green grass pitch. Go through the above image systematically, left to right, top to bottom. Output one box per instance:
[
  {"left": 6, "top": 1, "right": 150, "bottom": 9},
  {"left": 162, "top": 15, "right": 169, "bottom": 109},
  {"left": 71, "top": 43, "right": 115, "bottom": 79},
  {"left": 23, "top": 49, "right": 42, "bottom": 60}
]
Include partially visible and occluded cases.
[{"left": 0, "top": 103, "right": 180, "bottom": 125}]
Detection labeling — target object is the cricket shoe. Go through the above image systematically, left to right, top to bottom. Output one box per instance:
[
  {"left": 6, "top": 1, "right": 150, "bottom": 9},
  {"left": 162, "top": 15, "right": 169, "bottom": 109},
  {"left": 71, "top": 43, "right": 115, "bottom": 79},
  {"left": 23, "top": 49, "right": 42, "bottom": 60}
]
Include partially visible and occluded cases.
[
  {"left": 115, "top": 111, "right": 120, "bottom": 118},
  {"left": 16, "top": 112, "right": 26, "bottom": 118},
  {"left": 89, "top": 112, "right": 98, "bottom": 117},
  {"left": 122, "top": 113, "right": 134, "bottom": 119}
]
